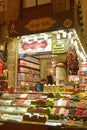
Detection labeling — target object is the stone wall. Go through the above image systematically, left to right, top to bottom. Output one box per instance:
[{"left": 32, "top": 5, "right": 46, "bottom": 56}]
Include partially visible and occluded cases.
[
  {"left": 0, "top": 0, "right": 21, "bottom": 87},
  {"left": 7, "top": 38, "right": 19, "bottom": 87}
]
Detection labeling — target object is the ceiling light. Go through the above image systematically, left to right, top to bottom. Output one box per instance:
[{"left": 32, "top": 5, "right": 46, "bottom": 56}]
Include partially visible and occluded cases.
[
  {"left": 58, "top": 30, "right": 64, "bottom": 33},
  {"left": 62, "top": 32, "right": 67, "bottom": 38},
  {"left": 44, "top": 33, "right": 48, "bottom": 40},
  {"left": 57, "top": 33, "right": 60, "bottom": 39},
  {"left": 68, "top": 33, "right": 71, "bottom": 39},
  {"left": 34, "top": 35, "right": 37, "bottom": 41}
]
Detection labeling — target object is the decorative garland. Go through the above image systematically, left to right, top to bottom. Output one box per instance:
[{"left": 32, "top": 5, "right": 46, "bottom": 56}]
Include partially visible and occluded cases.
[{"left": 67, "top": 45, "right": 79, "bottom": 75}]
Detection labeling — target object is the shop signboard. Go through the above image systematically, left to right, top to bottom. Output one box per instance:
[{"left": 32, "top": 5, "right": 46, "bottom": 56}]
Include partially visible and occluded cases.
[
  {"left": 25, "top": 17, "right": 56, "bottom": 32},
  {"left": 19, "top": 38, "right": 52, "bottom": 55},
  {"left": 52, "top": 39, "right": 68, "bottom": 54},
  {"left": 0, "top": 59, "right": 4, "bottom": 74},
  {"left": 80, "top": 63, "right": 87, "bottom": 71}
]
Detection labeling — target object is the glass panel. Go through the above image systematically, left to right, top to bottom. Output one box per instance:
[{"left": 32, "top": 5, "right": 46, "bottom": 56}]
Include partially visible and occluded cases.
[
  {"left": 0, "top": 0, "right": 7, "bottom": 12},
  {"left": 23, "top": 0, "right": 36, "bottom": 8},
  {"left": 38, "top": 0, "right": 51, "bottom": 5},
  {"left": 52, "top": 0, "right": 70, "bottom": 13}
]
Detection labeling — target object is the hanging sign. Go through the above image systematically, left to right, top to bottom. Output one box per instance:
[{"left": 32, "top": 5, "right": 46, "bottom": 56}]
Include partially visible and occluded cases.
[
  {"left": 19, "top": 38, "right": 52, "bottom": 54},
  {"left": 52, "top": 39, "right": 67, "bottom": 54}
]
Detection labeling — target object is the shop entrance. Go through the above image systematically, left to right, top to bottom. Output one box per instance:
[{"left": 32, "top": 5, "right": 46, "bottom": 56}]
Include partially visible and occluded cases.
[{"left": 18, "top": 53, "right": 67, "bottom": 91}]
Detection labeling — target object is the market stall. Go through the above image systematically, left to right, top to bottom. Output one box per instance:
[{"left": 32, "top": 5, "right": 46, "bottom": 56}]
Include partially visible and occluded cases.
[{"left": 0, "top": 0, "right": 86, "bottom": 130}]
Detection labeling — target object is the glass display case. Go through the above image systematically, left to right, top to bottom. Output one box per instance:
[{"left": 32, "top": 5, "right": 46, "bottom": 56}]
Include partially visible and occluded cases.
[{"left": 0, "top": 91, "right": 87, "bottom": 129}]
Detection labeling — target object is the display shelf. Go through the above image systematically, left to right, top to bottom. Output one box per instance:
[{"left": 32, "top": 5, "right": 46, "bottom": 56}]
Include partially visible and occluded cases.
[
  {"left": 18, "top": 57, "right": 40, "bottom": 90},
  {"left": 19, "top": 57, "right": 40, "bottom": 64},
  {"left": 19, "top": 59, "right": 40, "bottom": 70},
  {"left": 78, "top": 63, "right": 87, "bottom": 91},
  {"left": 19, "top": 65, "right": 40, "bottom": 71},
  {"left": 0, "top": 91, "right": 87, "bottom": 129}
]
